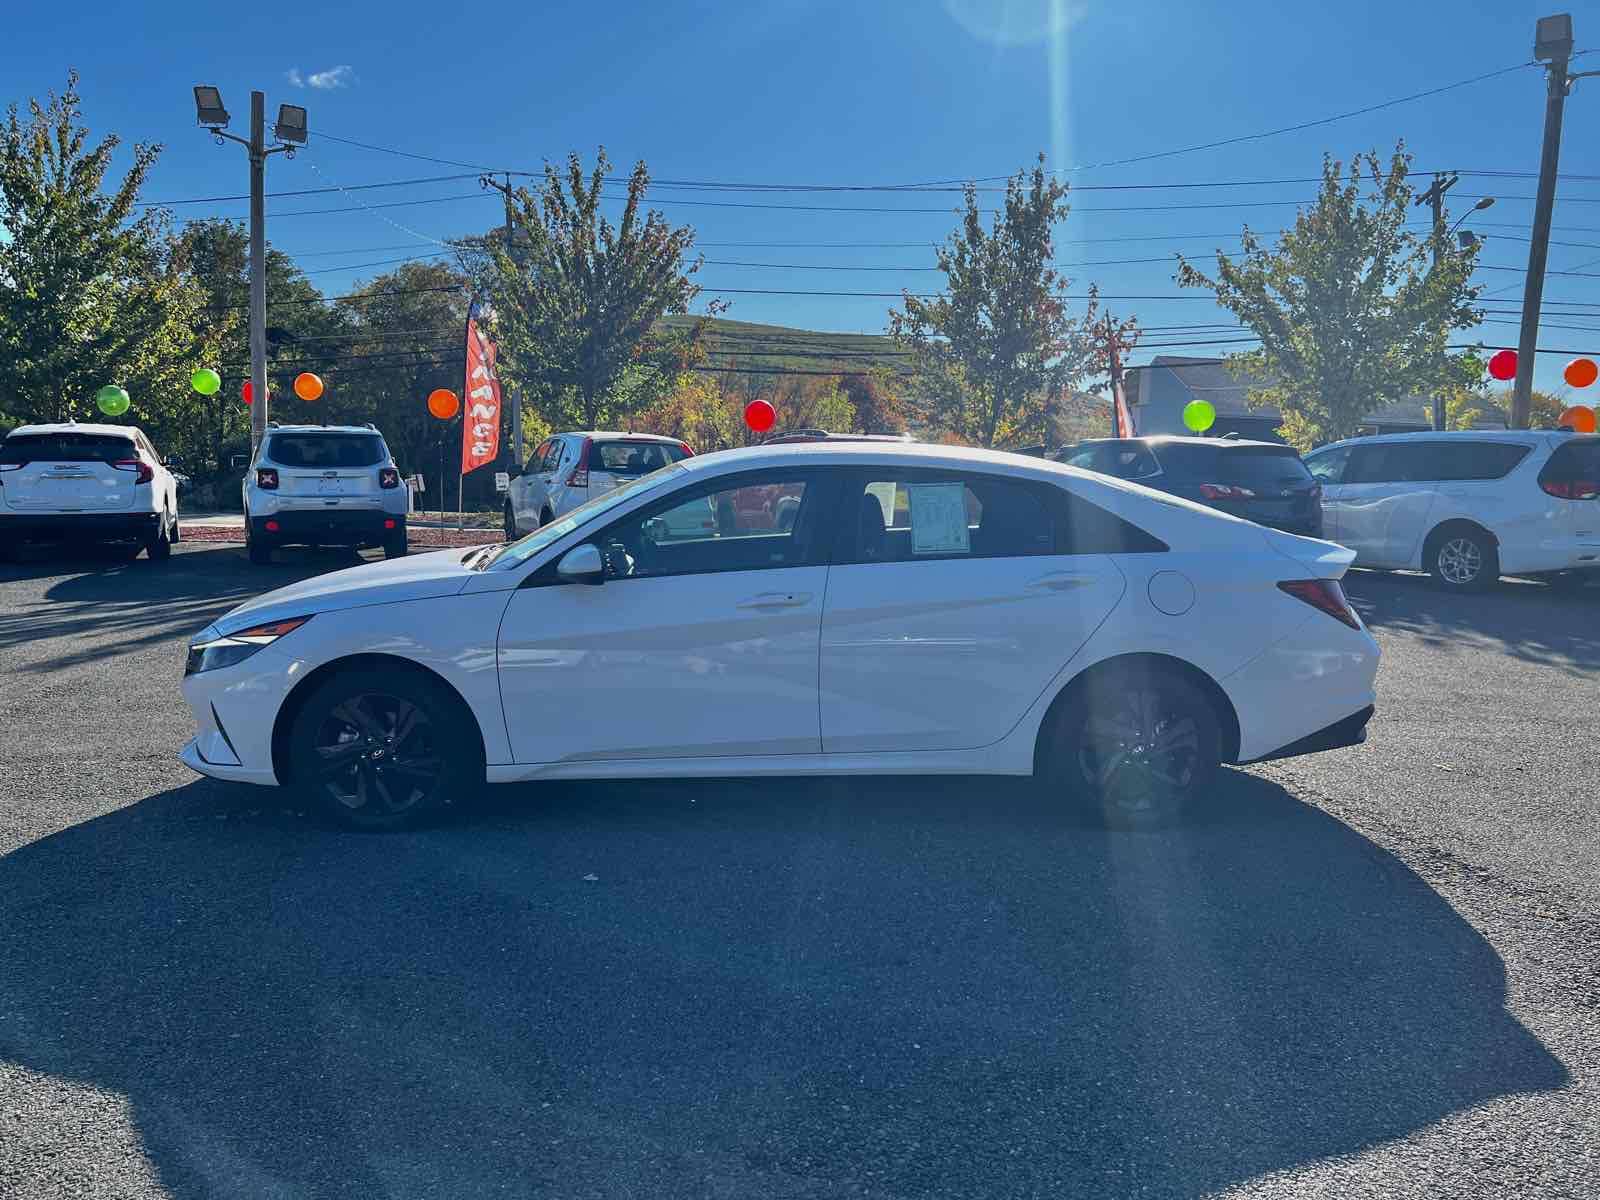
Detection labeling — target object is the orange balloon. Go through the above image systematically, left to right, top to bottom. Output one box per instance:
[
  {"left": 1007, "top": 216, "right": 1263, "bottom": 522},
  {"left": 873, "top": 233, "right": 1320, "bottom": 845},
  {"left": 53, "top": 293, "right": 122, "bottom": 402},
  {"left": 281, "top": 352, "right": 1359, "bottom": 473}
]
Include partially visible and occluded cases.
[
  {"left": 1564, "top": 358, "right": 1599, "bottom": 389},
  {"left": 293, "top": 371, "right": 324, "bottom": 401},
  {"left": 427, "top": 388, "right": 460, "bottom": 420},
  {"left": 1558, "top": 405, "right": 1598, "bottom": 433}
]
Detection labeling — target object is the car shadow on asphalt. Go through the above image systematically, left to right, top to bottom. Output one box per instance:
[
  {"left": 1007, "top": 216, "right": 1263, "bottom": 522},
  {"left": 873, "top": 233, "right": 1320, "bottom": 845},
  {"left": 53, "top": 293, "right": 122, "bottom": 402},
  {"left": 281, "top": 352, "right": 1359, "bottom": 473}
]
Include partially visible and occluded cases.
[
  {"left": 0, "top": 545, "right": 364, "bottom": 674},
  {"left": 1344, "top": 569, "right": 1600, "bottom": 676},
  {"left": 0, "top": 770, "right": 1566, "bottom": 1198}
]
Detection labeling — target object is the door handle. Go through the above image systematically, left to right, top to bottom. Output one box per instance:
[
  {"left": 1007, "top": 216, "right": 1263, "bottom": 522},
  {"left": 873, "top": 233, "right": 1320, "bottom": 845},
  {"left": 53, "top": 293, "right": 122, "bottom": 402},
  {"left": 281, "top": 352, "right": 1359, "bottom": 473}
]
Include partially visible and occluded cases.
[
  {"left": 1027, "top": 572, "right": 1096, "bottom": 592},
  {"left": 736, "top": 591, "right": 813, "bottom": 609}
]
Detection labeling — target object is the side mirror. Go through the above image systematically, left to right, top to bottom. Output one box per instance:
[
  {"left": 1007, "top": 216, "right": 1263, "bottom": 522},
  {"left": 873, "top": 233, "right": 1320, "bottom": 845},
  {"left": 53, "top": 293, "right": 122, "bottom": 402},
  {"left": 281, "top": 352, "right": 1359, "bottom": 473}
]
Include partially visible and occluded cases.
[{"left": 556, "top": 543, "right": 605, "bottom": 585}]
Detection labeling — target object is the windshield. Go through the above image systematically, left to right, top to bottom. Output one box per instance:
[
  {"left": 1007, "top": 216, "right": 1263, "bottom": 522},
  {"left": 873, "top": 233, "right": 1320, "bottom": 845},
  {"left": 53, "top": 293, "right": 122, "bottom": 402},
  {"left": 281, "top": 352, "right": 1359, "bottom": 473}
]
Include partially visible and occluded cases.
[{"left": 484, "top": 463, "right": 687, "bottom": 570}]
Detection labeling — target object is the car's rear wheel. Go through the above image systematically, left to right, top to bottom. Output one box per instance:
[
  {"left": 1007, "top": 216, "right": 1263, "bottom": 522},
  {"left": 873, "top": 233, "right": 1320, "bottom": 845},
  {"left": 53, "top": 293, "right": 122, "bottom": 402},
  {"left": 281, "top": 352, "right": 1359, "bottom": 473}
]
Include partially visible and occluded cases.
[
  {"left": 503, "top": 504, "right": 517, "bottom": 542},
  {"left": 143, "top": 513, "right": 173, "bottom": 562},
  {"left": 246, "top": 522, "right": 273, "bottom": 565},
  {"left": 1427, "top": 525, "right": 1498, "bottom": 592},
  {"left": 383, "top": 529, "right": 407, "bottom": 559},
  {"left": 1038, "top": 663, "right": 1221, "bottom": 829},
  {"left": 287, "top": 666, "right": 478, "bottom": 831}
]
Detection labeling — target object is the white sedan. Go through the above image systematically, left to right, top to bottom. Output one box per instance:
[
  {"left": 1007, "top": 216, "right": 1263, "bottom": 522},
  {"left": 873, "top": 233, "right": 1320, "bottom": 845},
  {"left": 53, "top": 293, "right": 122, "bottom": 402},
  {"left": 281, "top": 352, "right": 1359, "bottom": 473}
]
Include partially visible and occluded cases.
[{"left": 180, "top": 443, "right": 1379, "bottom": 830}]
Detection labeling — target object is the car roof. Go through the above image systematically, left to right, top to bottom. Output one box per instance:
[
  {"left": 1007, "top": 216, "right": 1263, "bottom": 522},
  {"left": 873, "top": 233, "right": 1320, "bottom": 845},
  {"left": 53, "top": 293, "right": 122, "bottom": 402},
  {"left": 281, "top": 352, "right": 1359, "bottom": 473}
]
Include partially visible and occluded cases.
[
  {"left": 6, "top": 422, "right": 140, "bottom": 439},
  {"left": 264, "top": 424, "right": 385, "bottom": 436},
  {"left": 1310, "top": 429, "right": 1570, "bottom": 452},
  {"left": 558, "top": 431, "right": 683, "bottom": 442},
  {"left": 1069, "top": 435, "right": 1288, "bottom": 451},
  {"left": 681, "top": 440, "right": 1108, "bottom": 480}
]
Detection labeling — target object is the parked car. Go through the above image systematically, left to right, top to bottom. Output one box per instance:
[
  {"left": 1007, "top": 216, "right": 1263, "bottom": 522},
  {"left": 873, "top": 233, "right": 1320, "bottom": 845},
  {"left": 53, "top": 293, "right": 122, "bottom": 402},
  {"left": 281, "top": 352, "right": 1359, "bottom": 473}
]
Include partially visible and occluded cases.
[
  {"left": 0, "top": 421, "right": 180, "bottom": 561},
  {"left": 242, "top": 424, "right": 407, "bottom": 565},
  {"left": 761, "top": 429, "right": 915, "bottom": 445},
  {"left": 1302, "top": 431, "right": 1600, "bottom": 591},
  {"left": 505, "top": 432, "right": 693, "bottom": 539},
  {"left": 1054, "top": 436, "right": 1322, "bottom": 537},
  {"left": 180, "top": 442, "right": 1379, "bottom": 831}
]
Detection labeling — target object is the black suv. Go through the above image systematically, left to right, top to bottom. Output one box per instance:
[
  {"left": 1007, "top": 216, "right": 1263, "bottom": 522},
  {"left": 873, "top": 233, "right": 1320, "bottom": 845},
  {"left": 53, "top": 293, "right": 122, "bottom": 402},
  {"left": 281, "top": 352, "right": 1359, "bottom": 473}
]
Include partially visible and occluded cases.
[{"left": 1054, "top": 436, "right": 1322, "bottom": 537}]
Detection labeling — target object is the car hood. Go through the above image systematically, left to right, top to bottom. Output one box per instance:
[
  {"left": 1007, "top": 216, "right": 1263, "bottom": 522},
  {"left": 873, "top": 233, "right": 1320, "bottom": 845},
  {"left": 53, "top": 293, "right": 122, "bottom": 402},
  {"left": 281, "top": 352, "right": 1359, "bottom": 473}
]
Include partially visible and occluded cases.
[{"left": 216, "top": 547, "right": 480, "bottom": 632}]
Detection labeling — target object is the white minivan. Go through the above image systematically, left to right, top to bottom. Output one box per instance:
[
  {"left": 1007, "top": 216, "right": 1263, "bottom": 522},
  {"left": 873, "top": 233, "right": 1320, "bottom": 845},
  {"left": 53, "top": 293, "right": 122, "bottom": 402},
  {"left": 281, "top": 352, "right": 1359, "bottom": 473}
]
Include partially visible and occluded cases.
[
  {"left": 0, "top": 422, "right": 180, "bottom": 561},
  {"left": 1303, "top": 431, "right": 1600, "bottom": 590},
  {"left": 505, "top": 432, "right": 694, "bottom": 538}
]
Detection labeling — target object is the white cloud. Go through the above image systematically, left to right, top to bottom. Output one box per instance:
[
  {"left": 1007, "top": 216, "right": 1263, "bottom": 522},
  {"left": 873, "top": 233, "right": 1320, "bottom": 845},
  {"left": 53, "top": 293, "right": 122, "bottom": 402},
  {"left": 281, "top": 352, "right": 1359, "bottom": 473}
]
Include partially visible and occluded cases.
[{"left": 286, "top": 65, "right": 354, "bottom": 90}]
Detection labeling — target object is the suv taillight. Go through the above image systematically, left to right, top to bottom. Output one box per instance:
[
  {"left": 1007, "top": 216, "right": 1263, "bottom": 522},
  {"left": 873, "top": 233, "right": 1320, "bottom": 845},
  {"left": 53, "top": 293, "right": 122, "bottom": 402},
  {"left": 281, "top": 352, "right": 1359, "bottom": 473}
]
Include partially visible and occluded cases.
[
  {"left": 566, "top": 437, "right": 593, "bottom": 489},
  {"left": 114, "top": 458, "right": 154, "bottom": 485},
  {"left": 256, "top": 467, "right": 279, "bottom": 490},
  {"left": 379, "top": 467, "right": 400, "bottom": 489},
  {"left": 1542, "top": 478, "right": 1600, "bottom": 500},
  {"left": 1198, "top": 483, "right": 1256, "bottom": 500},
  {"left": 1278, "top": 579, "right": 1361, "bottom": 630}
]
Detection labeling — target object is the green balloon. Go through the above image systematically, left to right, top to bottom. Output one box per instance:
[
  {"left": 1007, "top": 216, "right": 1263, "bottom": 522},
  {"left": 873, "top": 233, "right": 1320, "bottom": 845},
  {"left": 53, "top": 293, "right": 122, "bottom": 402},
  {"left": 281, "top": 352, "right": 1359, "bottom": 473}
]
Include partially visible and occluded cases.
[
  {"left": 191, "top": 367, "right": 221, "bottom": 396},
  {"left": 96, "top": 385, "right": 130, "bottom": 416},
  {"left": 1182, "top": 399, "right": 1216, "bottom": 433}
]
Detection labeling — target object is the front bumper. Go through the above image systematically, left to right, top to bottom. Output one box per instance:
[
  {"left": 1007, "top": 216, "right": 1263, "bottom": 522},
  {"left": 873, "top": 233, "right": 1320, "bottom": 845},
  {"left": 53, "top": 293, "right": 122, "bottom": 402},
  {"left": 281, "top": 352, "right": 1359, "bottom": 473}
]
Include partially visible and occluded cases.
[
  {"left": 251, "top": 509, "right": 402, "bottom": 547},
  {"left": 0, "top": 511, "right": 160, "bottom": 543},
  {"left": 180, "top": 737, "right": 280, "bottom": 786}
]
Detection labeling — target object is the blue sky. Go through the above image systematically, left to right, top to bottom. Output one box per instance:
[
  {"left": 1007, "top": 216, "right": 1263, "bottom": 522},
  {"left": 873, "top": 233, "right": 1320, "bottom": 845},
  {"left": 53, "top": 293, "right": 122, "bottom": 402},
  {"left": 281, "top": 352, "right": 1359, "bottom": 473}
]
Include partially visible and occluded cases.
[{"left": 6, "top": 0, "right": 1600, "bottom": 396}]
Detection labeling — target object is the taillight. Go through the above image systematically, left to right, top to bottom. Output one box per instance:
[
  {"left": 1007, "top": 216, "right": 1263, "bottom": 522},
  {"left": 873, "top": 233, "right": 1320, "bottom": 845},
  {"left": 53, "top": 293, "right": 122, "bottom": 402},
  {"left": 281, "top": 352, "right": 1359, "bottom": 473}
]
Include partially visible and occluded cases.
[
  {"left": 566, "top": 437, "right": 593, "bottom": 489},
  {"left": 678, "top": 441, "right": 694, "bottom": 457},
  {"left": 113, "top": 458, "right": 154, "bottom": 485},
  {"left": 256, "top": 467, "right": 279, "bottom": 490},
  {"left": 378, "top": 467, "right": 400, "bottom": 489},
  {"left": 1542, "top": 478, "right": 1600, "bottom": 500},
  {"left": 1197, "top": 483, "right": 1256, "bottom": 500},
  {"left": 1278, "top": 579, "right": 1361, "bottom": 630}
]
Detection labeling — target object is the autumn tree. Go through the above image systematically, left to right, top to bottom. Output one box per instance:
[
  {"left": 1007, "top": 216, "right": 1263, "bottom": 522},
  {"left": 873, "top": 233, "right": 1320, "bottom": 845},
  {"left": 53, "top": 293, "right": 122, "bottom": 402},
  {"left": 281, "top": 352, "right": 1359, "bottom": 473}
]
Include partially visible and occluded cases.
[
  {"left": 0, "top": 73, "right": 206, "bottom": 436},
  {"left": 1177, "top": 145, "right": 1482, "bottom": 450},
  {"left": 481, "top": 149, "right": 710, "bottom": 430},
  {"left": 890, "top": 156, "right": 1104, "bottom": 447},
  {"left": 839, "top": 369, "right": 907, "bottom": 433},
  {"left": 634, "top": 374, "right": 742, "bottom": 451}
]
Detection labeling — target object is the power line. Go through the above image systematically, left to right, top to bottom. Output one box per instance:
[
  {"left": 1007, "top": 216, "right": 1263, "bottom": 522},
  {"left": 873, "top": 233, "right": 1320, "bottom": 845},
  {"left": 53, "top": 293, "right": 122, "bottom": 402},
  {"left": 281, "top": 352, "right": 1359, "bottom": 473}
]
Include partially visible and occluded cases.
[{"left": 141, "top": 173, "right": 480, "bottom": 208}]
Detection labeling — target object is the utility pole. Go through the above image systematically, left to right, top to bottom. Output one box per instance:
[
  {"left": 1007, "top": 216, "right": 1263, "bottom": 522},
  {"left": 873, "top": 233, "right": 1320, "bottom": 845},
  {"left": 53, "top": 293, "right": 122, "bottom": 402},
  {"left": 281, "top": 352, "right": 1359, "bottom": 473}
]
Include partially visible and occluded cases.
[
  {"left": 1513, "top": 14, "right": 1599, "bottom": 428},
  {"left": 192, "top": 86, "right": 306, "bottom": 456},
  {"left": 248, "top": 91, "right": 269, "bottom": 455},
  {"left": 1416, "top": 172, "right": 1458, "bottom": 431},
  {"left": 503, "top": 173, "right": 522, "bottom": 472},
  {"left": 1101, "top": 314, "right": 1131, "bottom": 438}
]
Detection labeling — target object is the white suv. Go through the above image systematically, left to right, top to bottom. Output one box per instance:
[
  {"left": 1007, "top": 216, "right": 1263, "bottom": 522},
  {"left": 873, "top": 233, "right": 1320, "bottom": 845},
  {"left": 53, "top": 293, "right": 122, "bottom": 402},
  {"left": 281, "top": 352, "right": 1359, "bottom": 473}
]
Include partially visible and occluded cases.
[
  {"left": 0, "top": 422, "right": 180, "bottom": 562},
  {"left": 244, "top": 424, "right": 408, "bottom": 564},
  {"left": 1304, "top": 430, "right": 1600, "bottom": 590},
  {"left": 505, "top": 431, "right": 694, "bottom": 537}
]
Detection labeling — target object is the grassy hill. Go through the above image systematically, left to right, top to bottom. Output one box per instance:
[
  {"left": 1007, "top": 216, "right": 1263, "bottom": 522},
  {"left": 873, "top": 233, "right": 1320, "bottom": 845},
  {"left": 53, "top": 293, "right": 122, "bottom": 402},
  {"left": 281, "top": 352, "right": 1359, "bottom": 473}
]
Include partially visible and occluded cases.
[{"left": 661, "top": 316, "right": 906, "bottom": 376}]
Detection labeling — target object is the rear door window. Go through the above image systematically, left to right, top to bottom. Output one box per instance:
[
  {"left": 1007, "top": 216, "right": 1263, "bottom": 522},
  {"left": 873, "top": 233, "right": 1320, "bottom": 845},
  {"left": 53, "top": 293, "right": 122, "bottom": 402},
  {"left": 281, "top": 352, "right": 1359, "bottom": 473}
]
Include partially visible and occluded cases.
[
  {"left": 0, "top": 433, "right": 135, "bottom": 464},
  {"left": 265, "top": 434, "right": 385, "bottom": 468},
  {"left": 1433, "top": 441, "right": 1531, "bottom": 481},
  {"left": 840, "top": 471, "right": 1056, "bottom": 563}
]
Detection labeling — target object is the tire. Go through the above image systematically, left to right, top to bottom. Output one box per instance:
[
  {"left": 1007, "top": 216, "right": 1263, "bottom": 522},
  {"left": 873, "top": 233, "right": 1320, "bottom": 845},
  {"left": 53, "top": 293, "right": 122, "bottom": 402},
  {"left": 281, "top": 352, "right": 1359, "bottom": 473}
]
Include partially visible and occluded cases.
[
  {"left": 504, "top": 504, "right": 518, "bottom": 542},
  {"left": 538, "top": 508, "right": 554, "bottom": 530},
  {"left": 144, "top": 514, "right": 173, "bottom": 562},
  {"left": 246, "top": 524, "right": 273, "bottom": 565},
  {"left": 1427, "top": 525, "right": 1498, "bottom": 592},
  {"left": 383, "top": 531, "right": 408, "bottom": 560},
  {"left": 1548, "top": 570, "right": 1595, "bottom": 593},
  {"left": 1037, "top": 662, "right": 1222, "bottom": 830},
  {"left": 286, "top": 664, "right": 479, "bottom": 831}
]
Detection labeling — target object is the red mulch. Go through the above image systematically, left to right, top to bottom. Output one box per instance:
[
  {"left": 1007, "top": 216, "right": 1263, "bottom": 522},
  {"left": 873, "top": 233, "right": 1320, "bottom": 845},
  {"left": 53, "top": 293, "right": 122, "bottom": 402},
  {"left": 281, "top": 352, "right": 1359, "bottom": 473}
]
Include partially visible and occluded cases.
[{"left": 181, "top": 523, "right": 501, "bottom": 549}]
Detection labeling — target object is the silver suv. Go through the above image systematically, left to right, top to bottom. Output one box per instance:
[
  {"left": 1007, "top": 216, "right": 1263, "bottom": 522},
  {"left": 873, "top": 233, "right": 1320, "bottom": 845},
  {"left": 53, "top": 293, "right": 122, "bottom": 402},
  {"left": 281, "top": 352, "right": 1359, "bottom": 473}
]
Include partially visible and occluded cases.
[{"left": 243, "top": 424, "right": 408, "bottom": 564}]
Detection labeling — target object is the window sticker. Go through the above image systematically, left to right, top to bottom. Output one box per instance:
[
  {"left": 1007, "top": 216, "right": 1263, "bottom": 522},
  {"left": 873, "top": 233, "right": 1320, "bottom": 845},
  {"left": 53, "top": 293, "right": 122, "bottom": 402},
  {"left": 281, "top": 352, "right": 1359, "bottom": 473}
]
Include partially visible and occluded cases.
[{"left": 908, "top": 482, "right": 971, "bottom": 554}]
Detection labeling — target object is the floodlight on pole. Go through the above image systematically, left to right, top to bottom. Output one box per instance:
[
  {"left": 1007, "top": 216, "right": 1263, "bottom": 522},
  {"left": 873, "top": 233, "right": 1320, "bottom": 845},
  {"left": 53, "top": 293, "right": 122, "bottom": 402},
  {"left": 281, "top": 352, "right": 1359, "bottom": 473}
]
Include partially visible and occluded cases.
[
  {"left": 1535, "top": 13, "right": 1574, "bottom": 62},
  {"left": 193, "top": 85, "right": 229, "bottom": 128},
  {"left": 274, "top": 104, "right": 307, "bottom": 145}
]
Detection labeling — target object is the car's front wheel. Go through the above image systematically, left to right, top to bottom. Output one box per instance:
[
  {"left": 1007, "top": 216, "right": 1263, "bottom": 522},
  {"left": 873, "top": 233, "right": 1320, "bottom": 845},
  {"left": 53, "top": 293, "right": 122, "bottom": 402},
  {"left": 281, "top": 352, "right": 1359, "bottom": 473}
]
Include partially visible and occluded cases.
[
  {"left": 503, "top": 504, "right": 517, "bottom": 542},
  {"left": 144, "top": 513, "right": 174, "bottom": 562},
  {"left": 1426, "top": 524, "right": 1498, "bottom": 592},
  {"left": 1038, "top": 663, "right": 1222, "bottom": 829},
  {"left": 287, "top": 665, "right": 479, "bottom": 831}
]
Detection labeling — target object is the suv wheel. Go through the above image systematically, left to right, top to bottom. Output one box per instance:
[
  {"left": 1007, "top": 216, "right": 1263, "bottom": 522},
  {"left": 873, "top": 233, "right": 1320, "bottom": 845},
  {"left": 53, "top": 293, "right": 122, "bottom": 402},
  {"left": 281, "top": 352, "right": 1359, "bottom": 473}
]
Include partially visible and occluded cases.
[
  {"left": 504, "top": 504, "right": 517, "bottom": 542},
  {"left": 539, "top": 507, "right": 554, "bottom": 529},
  {"left": 144, "top": 513, "right": 173, "bottom": 562},
  {"left": 246, "top": 522, "right": 273, "bottom": 565},
  {"left": 1427, "top": 526, "right": 1498, "bottom": 592},
  {"left": 383, "top": 528, "right": 407, "bottom": 560},
  {"left": 1037, "top": 663, "right": 1221, "bottom": 829},
  {"left": 287, "top": 665, "right": 479, "bottom": 831}
]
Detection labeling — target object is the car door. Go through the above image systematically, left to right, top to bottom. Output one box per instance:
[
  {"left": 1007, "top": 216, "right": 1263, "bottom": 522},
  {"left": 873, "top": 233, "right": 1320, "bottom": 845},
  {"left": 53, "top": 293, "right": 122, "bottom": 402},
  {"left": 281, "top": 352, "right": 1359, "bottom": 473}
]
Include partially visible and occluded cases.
[
  {"left": 513, "top": 439, "right": 552, "bottom": 528},
  {"left": 1336, "top": 443, "right": 1437, "bottom": 567},
  {"left": 1303, "top": 444, "right": 1352, "bottom": 543},
  {"left": 496, "top": 468, "right": 833, "bottom": 763},
  {"left": 818, "top": 468, "right": 1125, "bottom": 754}
]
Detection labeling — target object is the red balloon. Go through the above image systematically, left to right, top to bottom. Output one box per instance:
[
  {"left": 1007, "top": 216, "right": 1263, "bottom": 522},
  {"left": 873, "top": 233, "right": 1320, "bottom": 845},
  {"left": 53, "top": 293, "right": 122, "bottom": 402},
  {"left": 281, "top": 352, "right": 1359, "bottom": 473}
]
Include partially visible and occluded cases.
[
  {"left": 1487, "top": 349, "right": 1518, "bottom": 381},
  {"left": 1564, "top": 357, "right": 1598, "bottom": 389},
  {"left": 240, "top": 380, "right": 269, "bottom": 405},
  {"left": 743, "top": 399, "right": 776, "bottom": 433},
  {"left": 1559, "top": 405, "right": 1598, "bottom": 434}
]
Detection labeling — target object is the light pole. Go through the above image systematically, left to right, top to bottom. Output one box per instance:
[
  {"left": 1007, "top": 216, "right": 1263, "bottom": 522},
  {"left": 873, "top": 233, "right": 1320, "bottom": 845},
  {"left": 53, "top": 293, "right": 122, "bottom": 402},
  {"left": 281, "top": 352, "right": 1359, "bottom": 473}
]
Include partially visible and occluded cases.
[
  {"left": 193, "top": 86, "right": 307, "bottom": 455},
  {"left": 1450, "top": 195, "right": 1495, "bottom": 239}
]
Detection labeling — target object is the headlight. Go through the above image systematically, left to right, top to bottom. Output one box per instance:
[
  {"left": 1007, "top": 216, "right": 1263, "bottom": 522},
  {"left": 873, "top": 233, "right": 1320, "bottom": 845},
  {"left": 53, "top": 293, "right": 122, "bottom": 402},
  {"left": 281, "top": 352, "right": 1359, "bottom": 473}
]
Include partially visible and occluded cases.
[{"left": 186, "top": 616, "right": 311, "bottom": 675}]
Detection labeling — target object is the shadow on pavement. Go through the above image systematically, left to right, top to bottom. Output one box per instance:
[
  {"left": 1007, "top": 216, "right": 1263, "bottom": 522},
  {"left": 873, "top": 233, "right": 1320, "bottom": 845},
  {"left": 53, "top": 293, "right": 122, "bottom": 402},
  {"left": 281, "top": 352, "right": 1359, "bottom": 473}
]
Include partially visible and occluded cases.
[
  {"left": 0, "top": 545, "right": 364, "bottom": 674},
  {"left": 1345, "top": 569, "right": 1600, "bottom": 676},
  {"left": 0, "top": 771, "right": 1566, "bottom": 1198}
]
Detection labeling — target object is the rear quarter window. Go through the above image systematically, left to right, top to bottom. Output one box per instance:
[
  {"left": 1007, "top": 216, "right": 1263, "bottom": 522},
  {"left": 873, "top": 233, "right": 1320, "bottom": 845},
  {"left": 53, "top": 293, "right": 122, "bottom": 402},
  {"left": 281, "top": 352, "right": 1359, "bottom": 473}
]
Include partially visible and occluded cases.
[{"left": 0, "top": 433, "right": 135, "bottom": 464}]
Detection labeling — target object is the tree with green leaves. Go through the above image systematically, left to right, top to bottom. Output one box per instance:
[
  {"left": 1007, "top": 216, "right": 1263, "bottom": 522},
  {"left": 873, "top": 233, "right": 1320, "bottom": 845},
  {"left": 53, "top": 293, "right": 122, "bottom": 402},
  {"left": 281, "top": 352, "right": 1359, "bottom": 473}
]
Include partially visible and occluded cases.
[
  {"left": 0, "top": 73, "right": 205, "bottom": 435},
  {"left": 1177, "top": 145, "right": 1482, "bottom": 450},
  {"left": 479, "top": 149, "right": 711, "bottom": 430},
  {"left": 890, "top": 156, "right": 1105, "bottom": 448}
]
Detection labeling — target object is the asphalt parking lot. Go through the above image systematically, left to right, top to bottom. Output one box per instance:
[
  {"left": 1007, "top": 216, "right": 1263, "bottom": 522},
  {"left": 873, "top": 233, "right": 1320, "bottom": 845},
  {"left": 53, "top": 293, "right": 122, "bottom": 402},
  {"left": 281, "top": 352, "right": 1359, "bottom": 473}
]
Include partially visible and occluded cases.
[{"left": 1, "top": 543, "right": 1596, "bottom": 1199}]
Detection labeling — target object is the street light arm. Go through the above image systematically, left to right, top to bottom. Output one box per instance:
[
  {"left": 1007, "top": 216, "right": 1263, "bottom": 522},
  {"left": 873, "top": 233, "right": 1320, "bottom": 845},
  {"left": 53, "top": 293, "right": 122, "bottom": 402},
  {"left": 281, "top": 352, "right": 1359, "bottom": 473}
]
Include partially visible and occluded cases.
[{"left": 209, "top": 128, "right": 250, "bottom": 149}]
